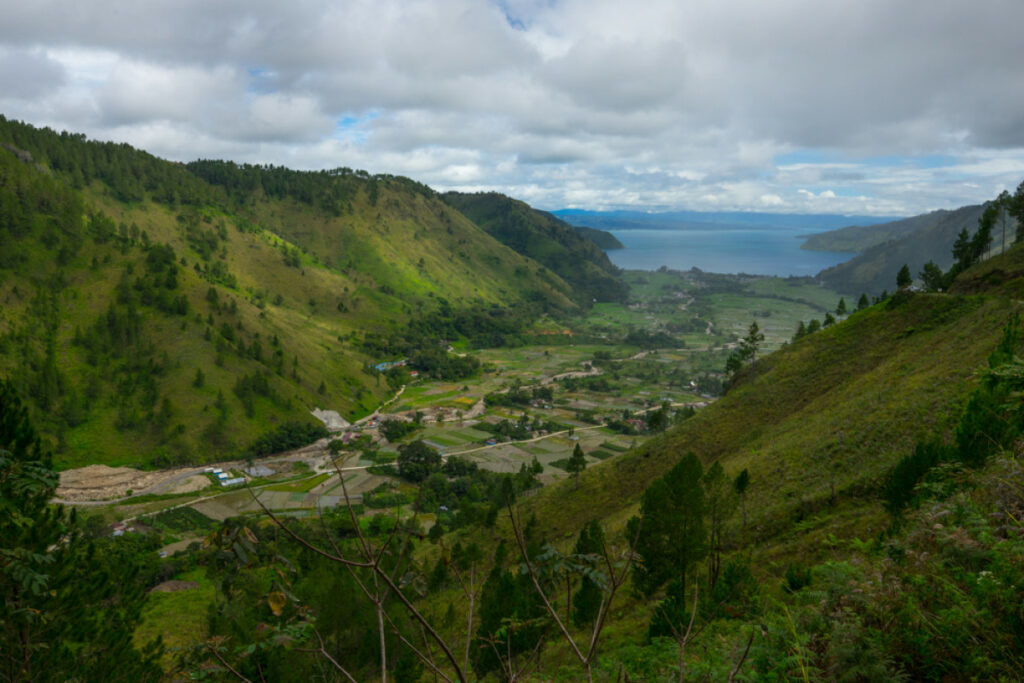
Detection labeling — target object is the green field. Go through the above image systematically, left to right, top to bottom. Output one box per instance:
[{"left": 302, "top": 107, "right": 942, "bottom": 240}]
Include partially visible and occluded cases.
[{"left": 264, "top": 472, "right": 331, "bottom": 492}]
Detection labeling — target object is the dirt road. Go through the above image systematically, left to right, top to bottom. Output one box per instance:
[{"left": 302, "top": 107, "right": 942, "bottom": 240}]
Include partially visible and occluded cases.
[{"left": 53, "top": 439, "right": 335, "bottom": 505}]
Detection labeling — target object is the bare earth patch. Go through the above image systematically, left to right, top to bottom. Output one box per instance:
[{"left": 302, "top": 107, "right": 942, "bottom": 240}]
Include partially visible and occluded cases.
[
  {"left": 57, "top": 465, "right": 181, "bottom": 502},
  {"left": 166, "top": 475, "right": 211, "bottom": 495},
  {"left": 149, "top": 580, "right": 199, "bottom": 593}
]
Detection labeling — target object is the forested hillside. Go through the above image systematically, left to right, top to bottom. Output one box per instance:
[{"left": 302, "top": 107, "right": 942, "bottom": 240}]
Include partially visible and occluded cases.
[
  {"left": 6, "top": 115, "right": 1024, "bottom": 681},
  {"left": 0, "top": 118, "right": 577, "bottom": 469},
  {"left": 442, "top": 191, "right": 629, "bottom": 304},
  {"left": 811, "top": 199, "right": 1021, "bottom": 295},
  {"left": 799, "top": 209, "right": 960, "bottom": 253},
  {"left": 571, "top": 224, "right": 624, "bottom": 250},
  {"left": 163, "top": 242, "right": 1024, "bottom": 681}
]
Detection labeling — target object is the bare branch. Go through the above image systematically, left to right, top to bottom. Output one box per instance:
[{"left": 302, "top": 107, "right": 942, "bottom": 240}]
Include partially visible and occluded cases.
[
  {"left": 332, "top": 454, "right": 376, "bottom": 561},
  {"left": 255, "top": 462, "right": 467, "bottom": 682},
  {"left": 251, "top": 490, "right": 373, "bottom": 569},
  {"left": 507, "top": 502, "right": 587, "bottom": 665},
  {"left": 583, "top": 519, "right": 642, "bottom": 663},
  {"left": 381, "top": 608, "right": 454, "bottom": 683},
  {"left": 309, "top": 628, "right": 358, "bottom": 683},
  {"left": 727, "top": 631, "right": 756, "bottom": 683},
  {"left": 207, "top": 642, "right": 253, "bottom": 683}
]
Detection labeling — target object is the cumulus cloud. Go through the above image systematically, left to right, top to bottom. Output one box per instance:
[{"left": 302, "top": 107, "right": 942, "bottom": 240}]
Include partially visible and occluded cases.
[
  {"left": 1, "top": 0, "right": 1023, "bottom": 214},
  {"left": 0, "top": 47, "right": 65, "bottom": 99}
]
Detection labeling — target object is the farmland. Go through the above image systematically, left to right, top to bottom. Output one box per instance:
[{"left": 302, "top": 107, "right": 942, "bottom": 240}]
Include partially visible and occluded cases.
[{"left": 62, "top": 268, "right": 841, "bottom": 535}]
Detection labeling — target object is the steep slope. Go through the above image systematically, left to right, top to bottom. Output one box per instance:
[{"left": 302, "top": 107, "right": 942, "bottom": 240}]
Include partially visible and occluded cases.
[
  {"left": 0, "top": 118, "right": 575, "bottom": 469},
  {"left": 188, "top": 163, "right": 577, "bottom": 311},
  {"left": 441, "top": 191, "right": 629, "bottom": 304},
  {"left": 813, "top": 203, "right": 993, "bottom": 295},
  {"left": 800, "top": 209, "right": 956, "bottom": 252},
  {"left": 571, "top": 225, "right": 624, "bottom": 250},
  {"left": 949, "top": 234, "right": 1024, "bottom": 296},
  {"left": 402, "top": 256, "right": 1024, "bottom": 680},
  {"left": 515, "top": 257, "right": 1024, "bottom": 680},
  {"left": 518, "top": 277, "right": 1018, "bottom": 550}
]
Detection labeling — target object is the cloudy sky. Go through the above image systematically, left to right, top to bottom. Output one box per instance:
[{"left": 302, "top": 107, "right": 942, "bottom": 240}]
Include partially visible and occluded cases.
[{"left": 2, "top": 0, "right": 1023, "bottom": 216}]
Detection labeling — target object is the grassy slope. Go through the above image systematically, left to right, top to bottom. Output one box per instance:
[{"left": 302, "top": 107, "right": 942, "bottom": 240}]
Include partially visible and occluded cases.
[
  {"left": 0, "top": 133, "right": 575, "bottom": 469},
  {"left": 230, "top": 185, "right": 576, "bottom": 312},
  {"left": 0, "top": 188, "right": 384, "bottom": 468},
  {"left": 441, "top": 191, "right": 628, "bottom": 304},
  {"left": 816, "top": 203, "right": 988, "bottom": 295},
  {"left": 800, "top": 210, "right": 948, "bottom": 252},
  {"left": 950, "top": 234, "right": 1024, "bottom": 296},
  {"left": 411, "top": 267, "right": 1021, "bottom": 672},
  {"left": 511, "top": 286, "right": 1018, "bottom": 556}
]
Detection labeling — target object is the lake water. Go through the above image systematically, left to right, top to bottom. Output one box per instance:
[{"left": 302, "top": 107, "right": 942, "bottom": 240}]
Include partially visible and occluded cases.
[{"left": 604, "top": 228, "right": 854, "bottom": 276}]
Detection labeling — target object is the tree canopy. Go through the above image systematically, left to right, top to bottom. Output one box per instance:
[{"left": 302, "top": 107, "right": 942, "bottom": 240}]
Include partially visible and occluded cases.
[
  {"left": 0, "top": 380, "right": 162, "bottom": 681},
  {"left": 630, "top": 453, "right": 707, "bottom": 599}
]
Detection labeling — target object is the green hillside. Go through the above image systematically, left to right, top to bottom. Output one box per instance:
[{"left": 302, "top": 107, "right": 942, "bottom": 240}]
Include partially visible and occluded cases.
[
  {"left": 7, "top": 114, "right": 1024, "bottom": 680},
  {"left": 0, "top": 118, "right": 576, "bottom": 469},
  {"left": 187, "top": 163, "right": 577, "bottom": 311},
  {"left": 441, "top": 191, "right": 629, "bottom": 304},
  {"left": 813, "top": 203, "right": 995, "bottom": 295},
  {"left": 800, "top": 210, "right": 938, "bottom": 252},
  {"left": 572, "top": 224, "right": 624, "bottom": 250},
  {"left": 949, "top": 233, "right": 1024, "bottom": 296},
  {"left": 159, "top": 245, "right": 1024, "bottom": 681},
  {"left": 441, "top": 253, "right": 1024, "bottom": 679},
  {"left": 520, "top": 287, "right": 1012, "bottom": 540}
]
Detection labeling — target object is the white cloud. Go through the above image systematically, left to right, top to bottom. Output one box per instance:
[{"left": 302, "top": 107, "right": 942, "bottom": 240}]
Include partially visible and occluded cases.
[{"left": 1, "top": 0, "right": 1023, "bottom": 215}]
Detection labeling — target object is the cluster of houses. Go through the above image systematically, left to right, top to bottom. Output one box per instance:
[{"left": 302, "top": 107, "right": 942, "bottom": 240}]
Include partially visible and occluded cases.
[
  {"left": 335, "top": 430, "right": 361, "bottom": 445},
  {"left": 205, "top": 467, "right": 245, "bottom": 487},
  {"left": 110, "top": 521, "right": 135, "bottom": 537}
]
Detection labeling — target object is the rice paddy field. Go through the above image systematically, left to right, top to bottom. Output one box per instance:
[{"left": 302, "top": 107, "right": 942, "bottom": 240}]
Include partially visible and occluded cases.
[{"left": 89, "top": 268, "right": 841, "bottom": 542}]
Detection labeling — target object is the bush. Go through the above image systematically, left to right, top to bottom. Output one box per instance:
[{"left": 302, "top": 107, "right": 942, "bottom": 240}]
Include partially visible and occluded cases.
[
  {"left": 379, "top": 418, "right": 419, "bottom": 442},
  {"left": 247, "top": 421, "right": 329, "bottom": 458},
  {"left": 396, "top": 440, "right": 441, "bottom": 482}
]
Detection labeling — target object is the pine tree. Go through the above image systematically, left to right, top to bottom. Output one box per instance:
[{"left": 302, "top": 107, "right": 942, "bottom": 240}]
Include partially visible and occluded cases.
[
  {"left": 1010, "top": 180, "right": 1024, "bottom": 244},
  {"left": 952, "top": 228, "right": 973, "bottom": 272},
  {"left": 919, "top": 261, "right": 945, "bottom": 292},
  {"left": 896, "top": 263, "right": 912, "bottom": 289},
  {"left": 856, "top": 293, "right": 870, "bottom": 311},
  {"left": 836, "top": 297, "right": 847, "bottom": 316},
  {"left": 726, "top": 321, "right": 766, "bottom": 381},
  {"left": 739, "top": 321, "right": 765, "bottom": 362},
  {"left": 0, "top": 380, "right": 163, "bottom": 681},
  {"left": 566, "top": 443, "right": 587, "bottom": 486},
  {"left": 630, "top": 453, "right": 707, "bottom": 600},
  {"left": 702, "top": 462, "right": 736, "bottom": 591},
  {"left": 733, "top": 468, "right": 750, "bottom": 528},
  {"left": 571, "top": 520, "right": 605, "bottom": 627},
  {"left": 473, "top": 559, "right": 546, "bottom": 677}
]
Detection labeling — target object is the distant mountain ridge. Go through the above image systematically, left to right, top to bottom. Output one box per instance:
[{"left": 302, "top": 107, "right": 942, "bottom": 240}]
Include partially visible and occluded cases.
[
  {"left": 807, "top": 203, "right": 1018, "bottom": 295},
  {"left": 554, "top": 208, "right": 900, "bottom": 233},
  {"left": 799, "top": 210, "right": 960, "bottom": 253}
]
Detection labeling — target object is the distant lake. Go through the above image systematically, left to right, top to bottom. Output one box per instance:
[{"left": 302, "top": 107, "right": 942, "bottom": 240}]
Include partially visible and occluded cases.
[{"left": 603, "top": 227, "right": 854, "bottom": 276}]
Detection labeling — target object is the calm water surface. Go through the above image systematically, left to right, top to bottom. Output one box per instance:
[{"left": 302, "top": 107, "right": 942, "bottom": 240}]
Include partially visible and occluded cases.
[{"left": 604, "top": 228, "right": 854, "bottom": 276}]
